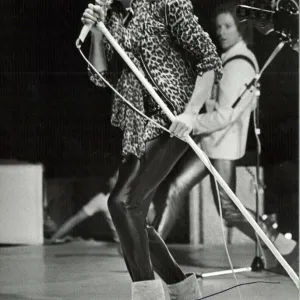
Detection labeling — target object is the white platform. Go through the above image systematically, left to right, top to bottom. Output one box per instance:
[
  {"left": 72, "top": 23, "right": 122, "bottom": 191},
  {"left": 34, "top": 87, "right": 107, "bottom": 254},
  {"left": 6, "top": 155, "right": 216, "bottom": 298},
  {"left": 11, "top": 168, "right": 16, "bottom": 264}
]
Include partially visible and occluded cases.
[{"left": 0, "top": 163, "right": 44, "bottom": 245}]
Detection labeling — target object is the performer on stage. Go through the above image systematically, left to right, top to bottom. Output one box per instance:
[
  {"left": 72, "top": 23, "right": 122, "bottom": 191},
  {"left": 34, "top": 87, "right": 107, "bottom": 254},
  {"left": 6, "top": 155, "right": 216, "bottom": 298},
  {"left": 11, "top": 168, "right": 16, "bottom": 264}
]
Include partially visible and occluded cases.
[
  {"left": 82, "top": 0, "right": 222, "bottom": 299},
  {"left": 151, "top": 1, "right": 298, "bottom": 259}
]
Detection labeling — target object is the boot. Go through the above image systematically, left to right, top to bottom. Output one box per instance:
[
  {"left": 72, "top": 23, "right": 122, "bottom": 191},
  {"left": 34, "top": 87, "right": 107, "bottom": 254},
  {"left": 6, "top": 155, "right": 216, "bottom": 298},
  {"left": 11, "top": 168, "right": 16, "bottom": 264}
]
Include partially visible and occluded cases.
[
  {"left": 260, "top": 214, "right": 297, "bottom": 255},
  {"left": 273, "top": 233, "right": 297, "bottom": 255},
  {"left": 167, "top": 273, "right": 202, "bottom": 300},
  {"left": 132, "top": 279, "right": 166, "bottom": 300}
]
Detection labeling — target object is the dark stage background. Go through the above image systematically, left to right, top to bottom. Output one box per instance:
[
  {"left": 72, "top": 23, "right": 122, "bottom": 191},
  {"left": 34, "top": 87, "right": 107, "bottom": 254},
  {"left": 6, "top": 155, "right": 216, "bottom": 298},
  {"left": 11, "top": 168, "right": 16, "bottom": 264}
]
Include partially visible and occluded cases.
[{"left": 0, "top": 0, "right": 298, "bottom": 240}]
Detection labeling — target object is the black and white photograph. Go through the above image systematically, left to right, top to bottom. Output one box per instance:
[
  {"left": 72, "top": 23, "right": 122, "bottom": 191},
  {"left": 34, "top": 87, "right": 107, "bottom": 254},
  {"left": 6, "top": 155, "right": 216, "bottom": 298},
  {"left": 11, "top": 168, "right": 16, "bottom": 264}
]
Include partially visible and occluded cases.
[{"left": 0, "top": 0, "right": 299, "bottom": 299}]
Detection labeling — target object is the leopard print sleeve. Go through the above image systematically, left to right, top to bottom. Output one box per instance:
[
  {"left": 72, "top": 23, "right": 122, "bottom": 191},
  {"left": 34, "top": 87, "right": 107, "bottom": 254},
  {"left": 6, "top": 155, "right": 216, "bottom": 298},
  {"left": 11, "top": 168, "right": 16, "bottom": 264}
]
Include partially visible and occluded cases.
[
  {"left": 165, "top": 0, "right": 223, "bottom": 82},
  {"left": 103, "top": 11, "right": 127, "bottom": 62}
]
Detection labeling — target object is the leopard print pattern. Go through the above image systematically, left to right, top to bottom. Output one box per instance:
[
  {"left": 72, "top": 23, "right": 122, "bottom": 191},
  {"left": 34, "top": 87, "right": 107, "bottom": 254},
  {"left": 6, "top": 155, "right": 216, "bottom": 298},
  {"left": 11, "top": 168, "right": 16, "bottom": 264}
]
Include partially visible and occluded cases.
[{"left": 89, "top": 0, "right": 223, "bottom": 158}]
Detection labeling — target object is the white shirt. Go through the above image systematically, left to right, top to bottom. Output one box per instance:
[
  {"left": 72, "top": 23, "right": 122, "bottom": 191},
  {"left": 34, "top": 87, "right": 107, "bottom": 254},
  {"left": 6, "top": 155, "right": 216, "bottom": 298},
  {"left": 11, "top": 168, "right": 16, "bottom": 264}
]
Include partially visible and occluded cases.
[
  {"left": 194, "top": 41, "right": 259, "bottom": 160},
  {"left": 83, "top": 193, "right": 110, "bottom": 216}
]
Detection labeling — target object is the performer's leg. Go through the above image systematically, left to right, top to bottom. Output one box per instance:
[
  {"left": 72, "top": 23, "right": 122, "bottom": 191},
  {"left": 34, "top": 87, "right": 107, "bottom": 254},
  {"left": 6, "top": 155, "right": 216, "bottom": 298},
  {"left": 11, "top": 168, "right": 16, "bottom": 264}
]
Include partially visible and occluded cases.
[
  {"left": 107, "top": 133, "right": 190, "bottom": 282},
  {"left": 151, "top": 148, "right": 208, "bottom": 240},
  {"left": 108, "top": 154, "right": 155, "bottom": 281},
  {"left": 210, "top": 159, "right": 258, "bottom": 241},
  {"left": 100, "top": 200, "right": 120, "bottom": 242},
  {"left": 146, "top": 226, "right": 202, "bottom": 298}
]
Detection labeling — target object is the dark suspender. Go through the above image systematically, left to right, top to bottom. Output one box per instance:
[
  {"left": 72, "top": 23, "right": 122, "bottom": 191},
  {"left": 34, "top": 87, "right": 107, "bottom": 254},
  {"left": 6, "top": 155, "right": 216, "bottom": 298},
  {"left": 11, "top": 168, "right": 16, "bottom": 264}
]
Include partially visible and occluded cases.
[{"left": 223, "top": 55, "right": 257, "bottom": 109}]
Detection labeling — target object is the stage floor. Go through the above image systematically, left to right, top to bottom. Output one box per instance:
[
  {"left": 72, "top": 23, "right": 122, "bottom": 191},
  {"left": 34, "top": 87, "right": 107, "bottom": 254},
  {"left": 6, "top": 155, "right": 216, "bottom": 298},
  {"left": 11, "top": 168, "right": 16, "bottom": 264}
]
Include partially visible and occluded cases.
[{"left": 0, "top": 241, "right": 298, "bottom": 300}]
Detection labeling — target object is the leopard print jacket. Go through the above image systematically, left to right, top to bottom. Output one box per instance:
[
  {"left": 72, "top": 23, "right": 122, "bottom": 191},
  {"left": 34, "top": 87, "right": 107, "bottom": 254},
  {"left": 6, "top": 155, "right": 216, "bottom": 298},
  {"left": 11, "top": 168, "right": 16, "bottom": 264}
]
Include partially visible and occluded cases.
[{"left": 89, "top": 0, "right": 223, "bottom": 158}]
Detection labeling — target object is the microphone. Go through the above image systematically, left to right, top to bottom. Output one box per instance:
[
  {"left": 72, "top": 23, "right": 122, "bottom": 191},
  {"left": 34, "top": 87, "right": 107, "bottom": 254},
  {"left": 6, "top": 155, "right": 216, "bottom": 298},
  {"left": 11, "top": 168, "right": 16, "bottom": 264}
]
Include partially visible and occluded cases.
[
  {"left": 76, "top": 0, "right": 113, "bottom": 48},
  {"left": 76, "top": 23, "right": 93, "bottom": 48}
]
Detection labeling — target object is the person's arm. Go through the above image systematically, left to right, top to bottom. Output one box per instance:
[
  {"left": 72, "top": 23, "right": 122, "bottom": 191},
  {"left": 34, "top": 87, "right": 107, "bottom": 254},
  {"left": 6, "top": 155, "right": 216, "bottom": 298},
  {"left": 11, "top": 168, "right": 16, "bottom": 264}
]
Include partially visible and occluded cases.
[
  {"left": 166, "top": 0, "right": 223, "bottom": 138},
  {"left": 82, "top": 3, "right": 108, "bottom": 72},
  {"left": 84, "top": 3, "right": 126, "bottom": 87},
  {"left": 87, "top": 33, "right": 111, "bottom": 88},
  {"left": 89, "top": 33, "right": 108, "bottom": 72},
  {"left": 193, "top": 59, "right": 257, "bottom": 135},
  {"left": 169, "top": 70, "right": 215, "bottom": 137},
  {"left": 184, "top": 70, "right": 215, "bottom": 117},
  {"left": 50, "top": 210, "right": 88, "bottom": 242}
]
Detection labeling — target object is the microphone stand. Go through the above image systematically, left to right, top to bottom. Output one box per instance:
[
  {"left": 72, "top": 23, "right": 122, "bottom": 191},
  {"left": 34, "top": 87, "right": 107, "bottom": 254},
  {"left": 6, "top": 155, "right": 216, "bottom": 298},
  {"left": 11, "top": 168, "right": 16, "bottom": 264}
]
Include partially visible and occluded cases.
[
  {"left": 76, "top": 22, "right": 299, "bottom": 289},
  {"left": 199, "top": 40, "right": 289, "bottom": 278}
]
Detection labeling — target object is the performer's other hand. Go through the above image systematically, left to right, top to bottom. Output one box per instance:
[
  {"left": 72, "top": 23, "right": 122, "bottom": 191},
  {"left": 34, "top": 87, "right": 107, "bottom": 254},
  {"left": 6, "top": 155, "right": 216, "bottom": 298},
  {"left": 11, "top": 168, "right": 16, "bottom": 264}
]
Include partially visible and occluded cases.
[
  {"left": 81, "top": 1, "right": 107, "bottom": 35},
  {"left": 169, "top": 112, "right": 195, "bottom": 140}
]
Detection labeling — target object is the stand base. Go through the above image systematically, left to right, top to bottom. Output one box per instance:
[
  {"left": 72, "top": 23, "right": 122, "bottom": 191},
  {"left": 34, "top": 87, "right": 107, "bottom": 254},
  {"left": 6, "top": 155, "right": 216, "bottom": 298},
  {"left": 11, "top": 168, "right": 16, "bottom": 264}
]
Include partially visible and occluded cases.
[
  {"left": 198, "top": 256, "right": 265, "bottom": 278},
  {"left": 251, "top": 256, "right": 265, "bottom": 271}
]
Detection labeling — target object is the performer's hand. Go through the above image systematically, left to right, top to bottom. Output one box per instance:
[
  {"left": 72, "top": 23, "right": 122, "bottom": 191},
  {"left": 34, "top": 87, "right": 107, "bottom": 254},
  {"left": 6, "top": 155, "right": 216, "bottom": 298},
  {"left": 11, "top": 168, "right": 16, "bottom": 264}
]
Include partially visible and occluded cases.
[
  {"left": 81, "top": 1, "right": 107, "bottom": 34},
  {"left": 169, "top": 112, "right": 196, "bottom": 140}
]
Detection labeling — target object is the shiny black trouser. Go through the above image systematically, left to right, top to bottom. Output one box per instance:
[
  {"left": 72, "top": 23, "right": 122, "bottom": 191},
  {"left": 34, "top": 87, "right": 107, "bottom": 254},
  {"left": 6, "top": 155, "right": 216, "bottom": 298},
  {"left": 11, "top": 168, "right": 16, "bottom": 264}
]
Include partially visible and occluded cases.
[
  {"left": 107, "top": 133, "right": 191, "bottom": 284},
  {"left": 151, "top": 147, "right": 258, "bottom": 241}
]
